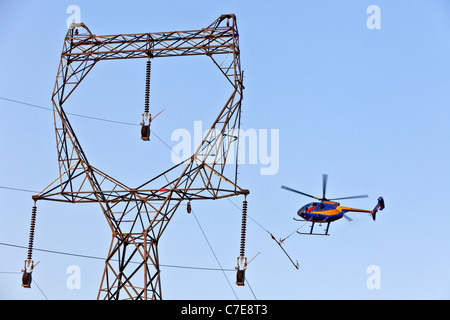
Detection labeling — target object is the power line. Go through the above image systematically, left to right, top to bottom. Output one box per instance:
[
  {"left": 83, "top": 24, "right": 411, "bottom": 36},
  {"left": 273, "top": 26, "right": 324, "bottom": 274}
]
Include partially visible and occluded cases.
[
  {"left": 0, "top": 95, "right": 272, "bottom": 235},
  {"left": 0, "top": 96, "right": 138, "bottom": 127},
  {"left": 0, "top": 96, "right": 177, "bottom": 160},
  {"left": 1, "top": 96, "right": 270, "bottom": 298},
  {"left": 0, "top": 97, "right": 52, "bottom": 112},
  {"left": 0, "top": 183, "right": 274, "bottom": 240},
  {"left": 0, "top": 184, "right": 259, "bottom": 298},
  {"left": 0, "top": 186, "right": 38, "bottom": 193},
  {"left": 191, "top": 210, "right": 239, "bottom": 299},
  {"left": 0, "top": 241, "right": 235, "bottom": 272},
  {"left": 0, "top": 271, "right": 49, "bottom": 299},
  {"left": 245, "top": 278, "right": 257, "bottom": 300},
  {"left": 32, "top": 279, "right": 49, "bottom": 300}
]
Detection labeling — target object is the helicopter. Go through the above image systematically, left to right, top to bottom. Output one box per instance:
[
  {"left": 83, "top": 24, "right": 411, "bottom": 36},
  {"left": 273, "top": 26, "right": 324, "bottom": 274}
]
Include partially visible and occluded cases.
[{"left": 281, "top": 174, "right": 385, "bottom": 236}]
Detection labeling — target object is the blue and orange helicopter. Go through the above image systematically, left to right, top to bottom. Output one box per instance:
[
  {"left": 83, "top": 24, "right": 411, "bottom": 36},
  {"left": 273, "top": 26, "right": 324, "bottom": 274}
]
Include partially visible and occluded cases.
[{"left": 281, "top": 174, "right": 385, "bottom": 236}]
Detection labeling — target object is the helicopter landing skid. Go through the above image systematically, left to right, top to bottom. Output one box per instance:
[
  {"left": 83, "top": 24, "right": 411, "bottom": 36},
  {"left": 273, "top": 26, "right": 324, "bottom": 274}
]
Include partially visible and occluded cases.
[{"left": 294, "top": 218, "right": 331, "bottom": 236}]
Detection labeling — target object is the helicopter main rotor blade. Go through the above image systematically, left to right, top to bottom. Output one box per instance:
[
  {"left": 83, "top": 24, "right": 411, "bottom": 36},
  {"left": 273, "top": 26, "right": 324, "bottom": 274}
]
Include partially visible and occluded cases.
[
  {"left": 322, "top": 174, "right": 328, "bottom": 200},
  {"left": 281, "top": 186, "right": 321, "bottom": 201},
  {"left": 329, "top": 194, "right": 369, "bottom": 201},
  {"left": 343, "top": 214, "right": 353, "bottom": 222}
]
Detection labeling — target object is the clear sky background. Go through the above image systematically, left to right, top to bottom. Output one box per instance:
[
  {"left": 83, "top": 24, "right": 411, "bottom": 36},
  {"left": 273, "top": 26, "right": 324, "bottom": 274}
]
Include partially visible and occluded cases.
[{"left": 1, "top": 0, "right": 450, "bottom": 300}]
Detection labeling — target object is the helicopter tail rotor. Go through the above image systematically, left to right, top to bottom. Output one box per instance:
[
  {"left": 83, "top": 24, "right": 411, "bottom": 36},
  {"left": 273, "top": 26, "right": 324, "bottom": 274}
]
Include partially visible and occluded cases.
[{"left": 371, "top": 197, "right": 385, "bottom": 221}]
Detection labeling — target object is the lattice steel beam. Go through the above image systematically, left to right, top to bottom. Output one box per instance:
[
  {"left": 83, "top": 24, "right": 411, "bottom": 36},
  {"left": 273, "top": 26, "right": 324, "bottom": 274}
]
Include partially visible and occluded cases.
[{"left": 28, "top": 14, "right": 248, "bottom": 300}]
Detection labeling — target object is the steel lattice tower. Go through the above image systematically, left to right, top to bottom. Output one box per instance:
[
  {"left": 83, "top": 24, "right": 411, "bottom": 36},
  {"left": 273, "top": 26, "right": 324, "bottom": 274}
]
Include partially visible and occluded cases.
[{"left": 23, "top": 14, "right": 249, "bottom": 300}]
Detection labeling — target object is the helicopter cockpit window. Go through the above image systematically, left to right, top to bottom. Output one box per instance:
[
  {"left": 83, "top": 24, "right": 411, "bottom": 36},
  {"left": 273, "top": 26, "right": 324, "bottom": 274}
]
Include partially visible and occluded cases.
[
  {"left": 298, "top": 203, "right": 317, "bottom": 215},
  {"left": 317, "top": 203, "right": 326, "bottom": 211},
  {"left": 298, "top": 205, "right": 308, "bottom": 214}
]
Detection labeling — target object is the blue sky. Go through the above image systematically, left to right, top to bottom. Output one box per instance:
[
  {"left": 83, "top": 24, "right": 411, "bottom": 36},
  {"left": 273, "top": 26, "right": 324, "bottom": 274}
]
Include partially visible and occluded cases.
[{"left": 1, "top": 0, "right": 450, "bottom": 300}]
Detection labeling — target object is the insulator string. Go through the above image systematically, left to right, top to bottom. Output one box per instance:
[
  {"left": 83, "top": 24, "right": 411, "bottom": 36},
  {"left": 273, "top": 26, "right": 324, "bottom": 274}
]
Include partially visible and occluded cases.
[
  {"left": 144, "top": 59, "right": 151, "bottom": 114},
  {"left": 240, "top": 199, "right": 247, "bottom": 257},
  {"left": 27, "top": 205, "right": 37, "bottom": 260}
]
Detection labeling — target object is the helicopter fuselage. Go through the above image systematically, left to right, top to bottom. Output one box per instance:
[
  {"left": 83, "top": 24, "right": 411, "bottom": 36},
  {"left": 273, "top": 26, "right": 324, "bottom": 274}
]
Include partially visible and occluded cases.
[
  {"left": 281, "top": 176, "right": 384, "bottom": 230},
  {"left": 297, "top": 200, "right": 372, "bottom": 223}
]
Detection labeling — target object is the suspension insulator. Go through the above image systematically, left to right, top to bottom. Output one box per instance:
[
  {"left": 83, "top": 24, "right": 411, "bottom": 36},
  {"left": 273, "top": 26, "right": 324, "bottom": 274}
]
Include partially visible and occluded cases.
[
  {"left": 141, "top": 59, "right": 152, "bottom": 141},
  {"left": 144, "top": 59, "right": 151, "bottom": 114},
  {"left": 236, "top": 198, "right": 248, "bottom": 286},
  {"left": 240, "top": 199, "right": 247, "bottom": 257},
  {"left": 22, "top": 204, "right": 37, "bottom": 288},
  {"left": 27, "top": 205, "right": 37, "bottom": 260}
]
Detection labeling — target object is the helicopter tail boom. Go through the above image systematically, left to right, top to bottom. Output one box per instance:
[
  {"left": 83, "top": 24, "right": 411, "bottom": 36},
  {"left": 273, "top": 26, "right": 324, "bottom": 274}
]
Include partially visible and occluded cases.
[{"left": 339, "top": 197, "right": 385, "bottom": 221}]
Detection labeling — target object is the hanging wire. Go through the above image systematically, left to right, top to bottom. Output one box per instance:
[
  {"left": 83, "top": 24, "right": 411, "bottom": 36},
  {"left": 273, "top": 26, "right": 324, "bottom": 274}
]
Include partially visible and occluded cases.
[
  {"left": 0, "top": 96, "right": 138, "bottom": 126},
  {"left": 1, "top": 96, "right": 297, "bottom": 294},
  {"left": 191, "top": 210, "right": 239, "bottom": 300},
  {"left": 280, "top": 221, "right": 308, "bottom": 243},
  {"left": 0, "top": 242, "right": 235, "bottom": 272},
  {"left": 245, "top": 278, "right": 257, "bottom": 300},
  {"left": 32, "top": 279, "right": 49, "bottom": 300}
]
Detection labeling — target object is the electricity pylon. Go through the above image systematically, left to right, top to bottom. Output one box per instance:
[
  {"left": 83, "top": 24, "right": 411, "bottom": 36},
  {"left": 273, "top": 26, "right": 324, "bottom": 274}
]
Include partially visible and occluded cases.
[{"left": 23, "top": 14, "right": 249, "bottom": 300}]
